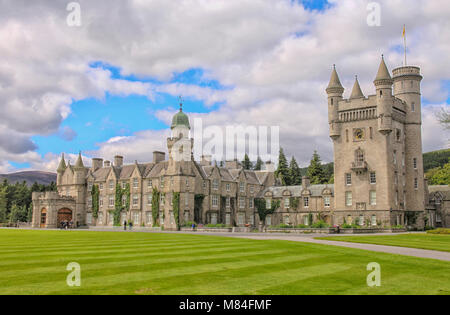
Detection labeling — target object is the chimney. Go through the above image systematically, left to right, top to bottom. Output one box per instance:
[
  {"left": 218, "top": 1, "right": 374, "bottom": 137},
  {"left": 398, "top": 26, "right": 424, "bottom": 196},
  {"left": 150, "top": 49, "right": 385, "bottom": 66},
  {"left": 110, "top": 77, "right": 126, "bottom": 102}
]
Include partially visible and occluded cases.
[
  {"left": 153, "top": 151, "right": 166, "bottom": 163},
  {"left": 114, "top": 155, "right": 123, "bottom": 167},
  {"left": 201, "top": 155, "right": 212, "bottom": 166},
  {"left": 92, "top": 158, "right": 103, "bottom": 171},
  {"left": 225, "top": 159, "right": 240, "bottom": 169},
  {"left": 104, "top": 161, "right": 111, "bottom": 167},
  {"left": 265, "top": 161, "right": 275, "bottom": 172},
  {"left": 302, "top": 176, "right": 310, "bottom": 189}
]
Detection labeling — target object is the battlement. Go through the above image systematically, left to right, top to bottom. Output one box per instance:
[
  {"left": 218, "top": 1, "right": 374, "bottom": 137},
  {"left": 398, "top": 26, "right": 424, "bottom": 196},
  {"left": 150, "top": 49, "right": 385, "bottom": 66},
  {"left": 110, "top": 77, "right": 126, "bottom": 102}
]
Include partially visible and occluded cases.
[
  {"left": 392, "top": 66, "right": 421, "bottom": 79},
  {"left": 32, "top": 191, "right": 75, "bottom": 201}
]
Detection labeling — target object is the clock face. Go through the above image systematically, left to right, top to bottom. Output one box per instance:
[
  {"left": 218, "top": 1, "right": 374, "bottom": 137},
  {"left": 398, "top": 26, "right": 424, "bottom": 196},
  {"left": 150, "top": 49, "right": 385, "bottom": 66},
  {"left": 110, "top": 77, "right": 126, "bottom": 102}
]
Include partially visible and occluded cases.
[{"left": 354, "top": 128, "right": 365, "bottom": 141}]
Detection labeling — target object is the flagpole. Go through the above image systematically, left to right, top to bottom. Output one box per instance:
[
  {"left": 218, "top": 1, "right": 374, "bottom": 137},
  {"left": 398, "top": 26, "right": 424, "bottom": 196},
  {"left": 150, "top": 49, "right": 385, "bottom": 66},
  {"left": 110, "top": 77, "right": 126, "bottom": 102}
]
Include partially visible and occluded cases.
[{"left": 403, "top": 24, "right": 407, "bottom": 66}]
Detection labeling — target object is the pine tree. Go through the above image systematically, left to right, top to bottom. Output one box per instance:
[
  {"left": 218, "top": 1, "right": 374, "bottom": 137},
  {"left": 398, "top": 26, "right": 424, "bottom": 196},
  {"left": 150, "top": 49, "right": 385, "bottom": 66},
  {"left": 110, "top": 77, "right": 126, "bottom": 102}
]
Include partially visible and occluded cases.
[
  {"left": 275, "top": 148, "right": 290, "bottom": 186},
  {"left": 307, "top": 151, "right": 327, "bottom": 184},
  {"left": 242, "top": 154, "right": 253, "bottom": 170},
  {"left": 253, "top": 157, "right": 263, "bottom": 171},
  {"left": 289, "top": 157, "right": 302, "bottom": 186},
  {"left": 0, "top": 187, "right": 7, "bottom": 223},
  {"left": 9, "top": 204, "right": 20, "bottom": 224}
]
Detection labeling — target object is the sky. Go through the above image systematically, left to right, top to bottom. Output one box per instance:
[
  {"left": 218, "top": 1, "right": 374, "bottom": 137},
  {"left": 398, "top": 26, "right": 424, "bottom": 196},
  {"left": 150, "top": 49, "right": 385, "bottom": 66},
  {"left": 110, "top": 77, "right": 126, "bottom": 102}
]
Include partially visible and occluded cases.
[{"left": 0, "top": 0, "right": 449, "bottom": 173}]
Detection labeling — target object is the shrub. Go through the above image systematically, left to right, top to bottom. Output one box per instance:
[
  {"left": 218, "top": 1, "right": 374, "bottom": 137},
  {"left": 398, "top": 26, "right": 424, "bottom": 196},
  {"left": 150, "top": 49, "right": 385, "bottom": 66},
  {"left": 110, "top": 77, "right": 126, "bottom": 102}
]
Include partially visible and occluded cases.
[
  {"left": 311, "top": 220, "right": 330, "bottom": 228},
  {"left": 341, "top": 223, "right": 361, "bottom": 229},
  {"left": 205, "top": 224, "right": 227, "bottom": 228},
  {"left": 391, "top": 225, "right": 405, "bottom": 230},
  {"left": 427, "top": 228, "right": 450, "bottom": 235}
]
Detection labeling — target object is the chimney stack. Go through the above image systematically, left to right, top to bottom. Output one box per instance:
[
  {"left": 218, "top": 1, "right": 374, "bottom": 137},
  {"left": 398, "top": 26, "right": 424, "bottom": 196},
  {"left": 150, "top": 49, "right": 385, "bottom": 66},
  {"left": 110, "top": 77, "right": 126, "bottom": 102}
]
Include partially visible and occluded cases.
[
  {"left": 153, "top": 151, "right": 166, "bottom": 163},
  {"left": 114, "top": 155, "right": 123, "bottom": 167},
  {"left": 92, "top": 158, "right": 103, "bottom": 171},
  {"left": 104, "top": 161, "right": 111, "bottom": 167},
  {"left": 265, "top": 161, "right": 275, "bottom": 172},
  {"left": 302, "top": 176, "right": 310, "bottom": 189}
]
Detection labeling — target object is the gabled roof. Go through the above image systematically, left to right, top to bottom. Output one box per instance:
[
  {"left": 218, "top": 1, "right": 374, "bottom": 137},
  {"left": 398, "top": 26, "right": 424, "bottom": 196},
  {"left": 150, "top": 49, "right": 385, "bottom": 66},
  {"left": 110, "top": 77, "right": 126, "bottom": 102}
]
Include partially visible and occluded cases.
[
  {"left": 374, "top": 56, "right": 392, "bottom": 82},
  {"left": 92, "top": 167, "right": 111, "bottom": 181},
  {"left": 259, "top": 185, "right": 334, "bottom": 198}
]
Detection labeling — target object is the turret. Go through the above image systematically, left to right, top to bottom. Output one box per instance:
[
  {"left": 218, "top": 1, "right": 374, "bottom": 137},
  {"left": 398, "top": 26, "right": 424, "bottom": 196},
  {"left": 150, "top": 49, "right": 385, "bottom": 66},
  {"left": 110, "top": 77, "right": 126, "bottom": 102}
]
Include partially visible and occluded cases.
[
  {"left": 374, "top": 55, "right": 394, "bottom": 134},
  {"left": 326, "top": 65, "right": 344, "bottom": 140},
  {"left": 350, "top": 76, "right": 365, "bottom": 99},
  {"left": 167, "top": 101, "right": 193, "bottom": 172},
  {"left": 73, "top": 151, "right": 87, "bottom": 185},
  {"left": 56, "top": 153, "right": 66, "bottom": 186}
]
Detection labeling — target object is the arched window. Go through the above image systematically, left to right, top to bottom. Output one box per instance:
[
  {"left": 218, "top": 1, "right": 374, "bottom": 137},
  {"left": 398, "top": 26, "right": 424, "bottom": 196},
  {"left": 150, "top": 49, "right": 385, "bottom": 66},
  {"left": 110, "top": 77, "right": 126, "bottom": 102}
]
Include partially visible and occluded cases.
[
  {"left": 380, "top": 90, "right": 383, "bottom": 97},
  {"left": 331, "top": 98, "right": 334, "bottom": 105},
  {"left": 355, "top": 149, "right": 364, "bottom": 163}
]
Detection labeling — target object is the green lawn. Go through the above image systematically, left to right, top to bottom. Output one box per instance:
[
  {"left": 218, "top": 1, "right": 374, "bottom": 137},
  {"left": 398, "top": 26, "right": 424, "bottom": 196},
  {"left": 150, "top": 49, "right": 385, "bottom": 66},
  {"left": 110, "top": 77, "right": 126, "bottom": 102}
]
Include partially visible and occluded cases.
[
  {"left": 0, "top": 230, "right": 449, "bottom": 295},
  {"left": 316, "top": 233, "right": 450, "bottom": 252}
]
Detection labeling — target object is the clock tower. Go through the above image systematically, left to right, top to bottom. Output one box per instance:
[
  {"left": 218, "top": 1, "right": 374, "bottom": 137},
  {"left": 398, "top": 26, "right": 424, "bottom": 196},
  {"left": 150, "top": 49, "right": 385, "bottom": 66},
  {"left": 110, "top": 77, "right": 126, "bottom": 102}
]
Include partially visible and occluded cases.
[{"left": 326, "top": 56, "right": 425, "bottom": 228}]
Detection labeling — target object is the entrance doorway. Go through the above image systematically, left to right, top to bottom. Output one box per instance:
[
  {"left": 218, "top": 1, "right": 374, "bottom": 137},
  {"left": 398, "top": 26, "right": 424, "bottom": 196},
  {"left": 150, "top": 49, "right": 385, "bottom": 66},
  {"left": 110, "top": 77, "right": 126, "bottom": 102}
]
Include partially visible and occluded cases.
[
  {"left": 57, "top": 208, "right": 73, "bottom": 227},
  {"left": 40, "top": 209, "right": 47, "bottom": 228}
]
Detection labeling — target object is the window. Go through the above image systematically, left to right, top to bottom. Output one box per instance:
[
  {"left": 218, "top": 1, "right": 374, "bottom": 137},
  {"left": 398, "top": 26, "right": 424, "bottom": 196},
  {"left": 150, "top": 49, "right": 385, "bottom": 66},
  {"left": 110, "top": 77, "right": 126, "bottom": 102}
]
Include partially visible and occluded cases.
[
  {"left": 411, "top": 102, "right": 415, "bottom": 112},
  {"left": 369, "top": 127, "right": 373, "bottom": 139},
  {"left": 346, "top": 129, "right": 349, "bottom": 142},
  {"left": 396, "top": 129, "right": 401, "bottom": 142},
  {"left": 356, "top": 150, "right": 364, "bottom": 163},
  {"left": 393, "top": 150, "right": 397, "bottom": 164},
  {"left": 402, "top": 152, "right": 405, "bottom": 167},
  {"left": 413, "top": 158, "right": 417, "bottom": 169},
  {"left": 395, "top": 171, "right": 398, "bottom": 185},
  {"left": 370, "top": 172, "right": 376, "bottom": 184},
  {"left": 346, "top": 173, "right": 352, "bottom": 186},
  {"left": 160, "top": 176, "right": 165, "bottom": 188},
  {"left": 133, "top": 178, "right": 138, "bottom": 189},
  {"left": 185, "top": 178, "right": 189, "bottom": 188},
  {"left": 414, "top": 178, "right": 418, "bottom": 190},
  {"left": 212, "top": 179, "right": 219, "bottom": 190},
  {"left": 109, "top": 180, "right": 114, "bottom": 190},
  {"left": 147, "top": 180, "right": 152, "bottom": 189},
  {"left": 202, "top": 181, "right": 207, "bottom": 189},
  {"left": 88, "top": 182, "right": 93, "bottom": 191},
  {"left": 122, "top": 182, "right": 127, "bottom": 189},
  {"left": 239, "top": 182, "right": 245, "bottom": 193},
  {"left": 99, "top": 183, "right": 104, "bottom": 190},
  {"left": 226, "top": 183, "right": 231, "bottom": 192},
  {"left": 249, "top": 185, "right": 254, "bottom": 194},
  {"left": 370, "top": 191, "right": 377, "bottom": 206},
  {"left": 395, "top": 191, "right": 399, "bottom": 205},
  {"left": 345, "top": 192, "right": 353, "bottom": 207},
  {"left": 133, "top": 194, "right": 139, "bottom": 206},
  {"left": 147, "top": 194, "right": 152, "bottom": 205},
  {"left": 161, "top": 194, "right": 165, "bottom": 205},
  {"left": 185, "top": 194, "right": 189, "bottom": 207},
  {"left": 109, "top": 195, "right": 114, "bottom": 207},
  {"left": 122, "top": 195, "right": 126, "bottom": 207},
  {"left": 212, "top": 195, "right": 219, "bottom": 208},
  {"left": 87, "top": 196, "right": 92, "bottom": 207},
  {"left": 324, "top": 196, "right": 330, "bottom": 207},
  {"left": 99, "top": 197, "right": 103, "bottom": 208},
  {"left": 226, "top": 197, "right": 230, "bottom": 208},
  {"left": 239, "top": 197, "right": 245, "bottom": 209},
  {"left": 303, "top": 197, "right": 309, "bottom": 208},
  {"left": 249, "top": 198, "right": 254, "bottom": 209},
  {"left": 284, "top": 198, "right": 290, "bottom": 209},
  {"left": 266, "top": 199, "right": 271, "bottom": 210},
  {"left": 184, "top": 211, "right": 190, "bottom": 223},
  {"left": 98, "top": 212, "right": 103, "bottom": 224},
  {"left": 133, "top": 212, "right": 140, "bottom": 225},
  {"left": 146, "top": 212, "right": 152, "bottom": 225},
  {"left": 160, "top": 212, "right": 164, "bottom": 225},
  {"left": 86, "top": 213, "right": 92, "bottom": 225},
  {"left": 210, "top": 213, "right": 217, "bottom": 225},
  {"left": 225, "top": 213, "right": 231, "bottom": 225},
  {"left": 238, "top": 213, "right": 245, "bottom": 225},
  {"left": 265, "top": 215, "right": 272, "bottom": 226},
  {"left": 283, "top": 215, "right": 290, "bottom": 225},
  {"left": 359, "top": 215, "right": 364, "bottom": 226},
  {"left": 371, "top": 215, "right": 377, "bottom": 226},
  {"left": 304, "top": 216, "right": 309, "bottom": 226}
]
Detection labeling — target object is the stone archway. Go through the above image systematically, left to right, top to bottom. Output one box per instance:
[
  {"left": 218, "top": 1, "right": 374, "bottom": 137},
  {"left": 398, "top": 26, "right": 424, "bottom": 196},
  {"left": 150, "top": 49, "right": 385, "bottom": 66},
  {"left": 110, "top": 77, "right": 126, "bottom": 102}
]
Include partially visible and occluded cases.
[
  {"left": 40, "top": 208, "right": 47, "bottom": 228},
  {"left": 57, "top": 208, "right": 73, "bottom": 227}
]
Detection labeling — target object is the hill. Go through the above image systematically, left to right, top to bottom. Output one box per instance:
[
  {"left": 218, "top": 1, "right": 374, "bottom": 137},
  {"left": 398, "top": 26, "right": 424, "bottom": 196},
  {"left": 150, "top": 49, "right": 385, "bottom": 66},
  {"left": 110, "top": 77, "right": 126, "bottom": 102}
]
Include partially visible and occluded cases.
[
  {"left": 423, "top": 149, "right": 450, "bottom": 172},
  {"left": 0, "top": 171, "right": 57, "bottom": 186}
]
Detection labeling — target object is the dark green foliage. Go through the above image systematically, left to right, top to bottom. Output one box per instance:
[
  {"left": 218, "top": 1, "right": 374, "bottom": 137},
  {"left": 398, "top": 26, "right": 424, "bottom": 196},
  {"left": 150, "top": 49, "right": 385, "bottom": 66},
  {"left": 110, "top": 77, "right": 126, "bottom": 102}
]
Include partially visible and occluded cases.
[
  {"left": 275, "top": 148, "right": 290, "bottom": 185},
  {"left": 423, "top": 149, "right": 450, "bottom": 172},
  {"left": 306, "top": 151, "right": 327, "bottom": 185},
  {"left": 242, "top": 154, "right": 253, "bottom": 170},
  {"left": 253, "top": 157, "right": 263, "bottom": 171},
  {"left": 289, "top": 157, "right": 302, "bottom": 186},
  {"left": 426, "top": 162, "right": 450, "bottom": 185},
  {"left": 0, "top": 180, "right": 55, "bottom": 223},
  {"left": 113, "top": 184, "right": 124, "bottom": 226},
  {"left": 91, "top": 185, "right": 99, "bottom": 219},
  {"left": 152, "top": 188, "right": 160, "bottom": 226},
  {"left": 173, "top": 192, "right": 180, "bottom": 230},
  {"left": 290, "top": 197, "right": 299, "bottom": 210},
  {"left": 255, "top": 198, "right": 280, "bottom": 224}
]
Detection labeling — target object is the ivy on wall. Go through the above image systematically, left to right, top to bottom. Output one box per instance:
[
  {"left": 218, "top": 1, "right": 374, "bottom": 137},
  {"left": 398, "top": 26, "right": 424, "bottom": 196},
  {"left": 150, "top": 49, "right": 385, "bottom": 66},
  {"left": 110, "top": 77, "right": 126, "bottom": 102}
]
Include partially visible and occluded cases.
[
  {"left": 113, "top": 183, "right": 123, "bottom": 226},
  {"left": 123, "top": 183, "right": 130, "bottom": 212},
  {"left": 91, "top": 184, "right": 99, "bottom": 219},
  {"left": 152, "top": 188, "right": 160, "bottom": 226},
  {"left": 173, "top": 192, "right": 180, "bottom": 230},
  {"left": 290, "top": 197, "right": 299, "bottom": 211},
  {"left": 255, "top": 199, "right": 280, "bottom": 224}
]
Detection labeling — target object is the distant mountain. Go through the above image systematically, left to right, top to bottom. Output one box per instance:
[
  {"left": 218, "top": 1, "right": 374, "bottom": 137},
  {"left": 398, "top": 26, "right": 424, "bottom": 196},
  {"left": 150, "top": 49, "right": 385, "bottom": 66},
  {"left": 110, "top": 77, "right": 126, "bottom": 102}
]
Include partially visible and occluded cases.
[
  {"left": 423, "top": 149, "right": 450, "bottom": 172},
  {"left": 0, "top": 171, "right": 57, "bottom": 186}
]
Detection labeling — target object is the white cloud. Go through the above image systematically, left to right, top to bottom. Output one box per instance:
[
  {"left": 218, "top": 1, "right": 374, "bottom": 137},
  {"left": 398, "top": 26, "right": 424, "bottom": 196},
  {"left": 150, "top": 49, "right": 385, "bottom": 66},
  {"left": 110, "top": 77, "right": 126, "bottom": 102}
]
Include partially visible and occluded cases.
[{"left": 0, "top": 0, "right": 448, "bottom": 172}]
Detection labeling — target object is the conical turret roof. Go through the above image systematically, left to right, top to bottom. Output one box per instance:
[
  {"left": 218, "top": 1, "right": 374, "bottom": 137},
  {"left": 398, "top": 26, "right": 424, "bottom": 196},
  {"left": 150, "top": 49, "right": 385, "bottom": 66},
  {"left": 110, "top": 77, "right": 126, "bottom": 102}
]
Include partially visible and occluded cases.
[
  {"left": 374, "top": 55, "right": 392, "bottom": 82},
  {"left": 327, "top": 65, "right": 344, "bottom": 90},
  {"left": 350, "top": 76, "right": 365, "bottom": 99},
  {"left": 74, "top": 152, "right": 84, "bottom": 169},
  {"left": 57, "top": 153, "right": 66, "bottom": 173}
]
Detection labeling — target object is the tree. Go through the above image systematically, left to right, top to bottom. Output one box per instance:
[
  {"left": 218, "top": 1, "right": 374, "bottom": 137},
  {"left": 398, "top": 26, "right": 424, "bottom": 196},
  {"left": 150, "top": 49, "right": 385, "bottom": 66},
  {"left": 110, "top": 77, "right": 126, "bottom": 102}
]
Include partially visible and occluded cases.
[
  {"left": 436, "top": 107, "right": 450, "bottom": 130},
  {"left": 275, "top": 148, "right": 290, "bottom": 186},
  {"left": 307, "top": 151, "right": 327, "bottom": 184},
  {"left": 242, "top": 154, "right": 253, "bottom": 170},
  {"left": 253, "top": 157, "right": 263, "bottom": 171},
  {"left": 289, "top": 157, "right": 302, "bottom": 186},
  {"left": 426, "top": 163, "right": 450, "bottom": 185},
  {"left": 0, "top": 187, "right": 7, "bottom": 223},
  {"left": 9, "top": 204, "right": 20, "bottom": 224}
]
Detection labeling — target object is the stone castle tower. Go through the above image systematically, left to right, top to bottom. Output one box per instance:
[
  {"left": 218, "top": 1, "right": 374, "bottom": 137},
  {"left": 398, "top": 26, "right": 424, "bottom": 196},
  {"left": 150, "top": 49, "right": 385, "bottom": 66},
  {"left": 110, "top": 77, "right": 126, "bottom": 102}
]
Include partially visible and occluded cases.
[{"left": 327, "top": 56, "right": 425, "bottom": 227}]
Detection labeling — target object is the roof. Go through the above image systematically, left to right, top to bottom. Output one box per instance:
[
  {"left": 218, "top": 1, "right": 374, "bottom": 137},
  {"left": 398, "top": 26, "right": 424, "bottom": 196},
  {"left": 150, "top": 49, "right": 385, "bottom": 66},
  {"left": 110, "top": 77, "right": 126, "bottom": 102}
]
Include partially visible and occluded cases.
[
  {"left": 374, "top": 56, "right": 392, "bottom": 82},
  {"left": 326, "top": 66, "right": 344, "bottom": 91},
  {"left": 350, "top": 77, "right": 365, "bottom": 99},
  {"left": 171, "top": 110, "right": 190, "bottom": 129},
  {"left": 259, "top": 184, "right": 334, "bottom": 198},
  {"left": 428, "top": 185, "right": 450, "bottom": 200}
]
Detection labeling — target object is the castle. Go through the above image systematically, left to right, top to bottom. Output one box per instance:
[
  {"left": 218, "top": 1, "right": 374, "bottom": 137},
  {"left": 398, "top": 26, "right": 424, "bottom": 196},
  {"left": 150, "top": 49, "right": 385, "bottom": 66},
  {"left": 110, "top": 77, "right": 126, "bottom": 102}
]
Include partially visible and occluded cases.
[{"left": 32, "top": 56, "right": 449, "bottom": 230}]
